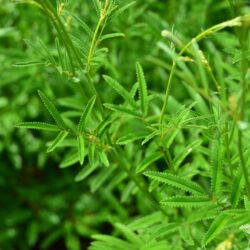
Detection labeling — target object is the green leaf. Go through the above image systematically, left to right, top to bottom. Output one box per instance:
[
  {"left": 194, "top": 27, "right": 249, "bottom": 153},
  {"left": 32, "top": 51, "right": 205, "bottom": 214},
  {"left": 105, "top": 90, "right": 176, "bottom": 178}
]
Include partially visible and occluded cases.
[
  {"left": 91, "top": 0, "right": 101, "bottom": 17},
  {"left": 112, "top": 1, "right": 136, "bottom": 19},
  {"left": 71, "top": 13, "right": 93, "bottom": 37},
  {"left": 100, "top": 33, "right": 125, "bottom": 41},
  {"left": 55, "top": 37, "right": 65, "bottom": 72},
  {"left": 13, "top": 60, "right": 46, "bottom": 67},
  {"left": 136, "top": 62, "right": 148, "bottom": 115},
  {"left": 103, "top": 75, "right": 137, "bottom": 108},
  {"left": 38, "top": 90, "right": 67, "bottom": 129},
  {"left": 78, "top": 95, "right": 96, "bottom": 133},
  {"left": 104, "top": 103, "right": 140, "bottom": 117},
  {"left": 16, "top": 122, "right": 59, "bottom": 131},
  {"left": 47, "top": 130, "right": 69, "bottom": 152},
  {"left": 211, "top": 131, "right": 223, "bottom": 194},
  {"left": 116, "top": 132, "right": 149, "bottom": 145},
  {"left": 77, "top": 135, "right": 85, "bottom": 165},
  {"left": 99, "top": 151, "right": 109, "bottom": 167},
  {"left": 60, "top": 152, "right": 79, "bottom": 168},
  {"left": 136, "top": 152, "right": 162, "bottom": 173},
  {"left": 75, "top": 162, "right": 98, "bottom": 182},
  {"left": 90, "top": 167, "right": 116, "bottom": 192},
  {"left": 230, "top": 170, "right": 243, "bottom": 207},
  {"left": 144, "top": 171, "right": 204, "bottom": 194},
  {"left": 161, "top": 196, "right": 211, "bottom": 207},
  {"left": 187, "top": 204, "right": 220, "bottom": 223},
  {"left": 128, "top": 212, "right": 162, "bottom": 230},
  {"left": 202, "top": 213, "right": 231, "bottom": 246},
  {"left": 115, "top": 223, "right": 143, "bottom": 246},
  {"left": 179, "top": 225, "right": 194, "bottom": 246},
  {"left": 91, "top": 235, "right": 135, "bottom": 250}
]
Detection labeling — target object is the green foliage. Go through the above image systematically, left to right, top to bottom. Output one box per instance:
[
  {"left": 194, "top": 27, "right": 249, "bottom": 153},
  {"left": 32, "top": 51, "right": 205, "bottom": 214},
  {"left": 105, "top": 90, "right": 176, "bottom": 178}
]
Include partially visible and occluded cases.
[{"left": 1, "top": 0, "right": 250, "bottom": 249}]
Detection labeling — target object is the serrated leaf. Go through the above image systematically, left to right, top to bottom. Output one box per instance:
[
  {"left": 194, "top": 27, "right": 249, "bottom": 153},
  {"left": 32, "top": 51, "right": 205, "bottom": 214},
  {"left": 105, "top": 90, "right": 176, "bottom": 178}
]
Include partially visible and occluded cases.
[
  {"left": 100, "top": 33, "right": 125, "bottom": 41},
  {"left": 136, "top": 62, "right": 148, "bottom": 115},
  {"left": 103, "top": 75, "right": 137, "bottom": 108},
  {"left": 38, "top": 90, "right": 67, "bottom": 129},
  {"left": 78, "top": 96, "right": 96, "bottom": 133},
  {"left": 104, "top": 103, "right": 140, "bottom": 117},
  {"left": 16, "top": 122, "right": 59, "bottom": 131},
  {"left": 47, "top": 130, "right": 69, "bottom": 152},
  {"left": 211, "top": 131, "right": 223, "bottom": 194},
  {"left": 116, "top": 132, "right": 148, "bottom": 145},
  {"left": 77, "top": 135, "right": 85, "bottom": 165},
  {"left": 60, "top": 152, "right": 79, "bottom": 168},
  {"left": 136, "top": 152, "right": 162, "bottom": 173},
  {"left": 230, "top": 170, "right": 243, "bottom": 207},
  {"left": 144, "top": 171, "right": 204, "bottom": 194},
  {"left": 161, "top": 196, "right": 211, "bottom": 207},
  {"left": 187, "top": 204, "right": 220, "bottom": 223},
  {"left": 202, "top": 213, "right": 231, "bottom": 246}
]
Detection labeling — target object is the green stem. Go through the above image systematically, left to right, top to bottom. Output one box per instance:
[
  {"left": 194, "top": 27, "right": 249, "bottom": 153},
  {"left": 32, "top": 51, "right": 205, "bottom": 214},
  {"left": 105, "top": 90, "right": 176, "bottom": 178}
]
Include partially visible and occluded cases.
[
  {"left": 159, "top": 16, "right": 243, "bottom": 127},
  {"left": 86, "top": 17, "right": 103, "bottom": 72}
]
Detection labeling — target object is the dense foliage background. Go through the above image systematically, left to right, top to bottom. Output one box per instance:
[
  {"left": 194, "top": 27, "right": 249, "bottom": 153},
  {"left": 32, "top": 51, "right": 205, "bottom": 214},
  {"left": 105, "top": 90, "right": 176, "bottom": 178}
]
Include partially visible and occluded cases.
[{"left": 1, "top": 0, "right": 250, "bottom": 249}]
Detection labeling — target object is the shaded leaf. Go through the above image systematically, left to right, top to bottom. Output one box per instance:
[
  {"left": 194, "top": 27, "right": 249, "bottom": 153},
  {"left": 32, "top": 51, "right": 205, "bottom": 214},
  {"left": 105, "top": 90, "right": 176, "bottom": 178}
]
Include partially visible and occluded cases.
[
  {"left": 136, "top": 62, "right": 148, "bottom": 115},
  {"left": 103, "top": 75, "right": 137, "bottom": 108},
  {"left": 38, "top": 90, "right": 67, "bottom": 129},
  {"left": 78, "top": 96, "right": 96, "bottom": 133},
  {"left": 16, "top": 122, "right": 59, "bottom": 131},
  {"left": 77, "top": 135, "right": 85, "bottom": 165},
  {"left": 136, "top": 152, "right": 162, "bottom": 173}
]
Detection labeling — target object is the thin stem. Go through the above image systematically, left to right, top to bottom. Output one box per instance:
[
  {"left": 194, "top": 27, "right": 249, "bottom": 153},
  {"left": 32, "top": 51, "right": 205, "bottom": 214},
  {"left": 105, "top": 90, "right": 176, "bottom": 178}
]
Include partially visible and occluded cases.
[
  {"left": 159, "top": 16, "right": 243, "bottom": 127},
  {"left": 86, "top": 17, "right": 103, "bottom": 72}
]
